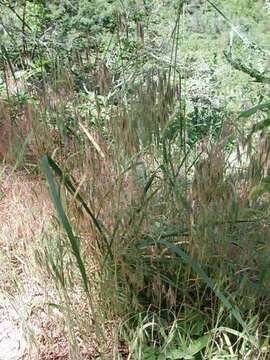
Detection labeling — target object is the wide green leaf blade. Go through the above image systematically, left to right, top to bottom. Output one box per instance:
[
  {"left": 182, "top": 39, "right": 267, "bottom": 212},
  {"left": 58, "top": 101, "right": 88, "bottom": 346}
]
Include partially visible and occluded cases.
[{"left": 187, "top": 335, "right": 210, "bottom": 356}]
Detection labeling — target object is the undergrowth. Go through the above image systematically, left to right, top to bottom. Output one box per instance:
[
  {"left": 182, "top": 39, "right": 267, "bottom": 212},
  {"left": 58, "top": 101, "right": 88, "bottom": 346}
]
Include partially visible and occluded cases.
[{"left": 0, "top": 1, "right": 270, "bottom": 359}]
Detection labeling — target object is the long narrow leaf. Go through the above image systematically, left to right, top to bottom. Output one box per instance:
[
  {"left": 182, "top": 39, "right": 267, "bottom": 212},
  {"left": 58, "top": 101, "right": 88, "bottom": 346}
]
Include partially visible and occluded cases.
[
  {"left": 238, "top": 103, "right": 270, "bottom": 118},
  {"left": 42, "top": 155, "right": 89, "bottom": 292},
  {"left": 45, "top": 155, "right": 112, "bottom": 258},
  {"left": 139, "top": 239, "right": 245, "bottom": 328}
]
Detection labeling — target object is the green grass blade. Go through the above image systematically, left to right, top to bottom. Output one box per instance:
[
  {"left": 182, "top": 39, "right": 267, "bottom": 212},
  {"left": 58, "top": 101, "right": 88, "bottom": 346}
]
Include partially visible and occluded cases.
[
  {"left": 238, "top": 103, "right": 270, "bottom": 118},
  {"left": 42, "top": 155, "right": 89, "bottom": 292},
  {"left": 45, "top": 155, "right": 112, "bottom": 258},
  {"left": 46, "top": 155, "right": 106, "bottom": 234},
  {"left": 139, "top": 239, "right": 245, "bottom": 328}
]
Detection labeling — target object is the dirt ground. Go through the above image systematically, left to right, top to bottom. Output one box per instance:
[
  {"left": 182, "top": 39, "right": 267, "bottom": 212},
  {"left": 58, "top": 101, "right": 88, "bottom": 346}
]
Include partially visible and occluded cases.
[
  {"left": 0, "top": 167, "right": 54, "bottom": 359},
  {"left": 0, "top": 167, "right": 115, "bottom": 359},
  {"left": 0, "top": 294, "right": 25, "bottom": 360}
]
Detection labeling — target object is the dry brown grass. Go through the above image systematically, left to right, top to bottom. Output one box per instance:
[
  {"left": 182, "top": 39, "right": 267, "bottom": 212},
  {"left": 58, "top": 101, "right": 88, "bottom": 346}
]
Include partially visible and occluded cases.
[
  {"left": 0, "top": 98, "right": 55, "bottom": 165},
  {"left": 0, "top": 100, "right": 12, "bottom": 160},
  {"left": 0, "top": 162, "right": 123, "bottom": 359},
  {"left": 0, "top": 167, "right": 70, "bottom": 359},
  {"left": 0, "top": 167, "right": 51, "bottom": 243}
]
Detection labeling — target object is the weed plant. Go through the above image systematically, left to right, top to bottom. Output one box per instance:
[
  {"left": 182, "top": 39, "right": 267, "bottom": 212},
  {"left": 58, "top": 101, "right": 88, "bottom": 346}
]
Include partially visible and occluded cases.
[{"left": 0, "top": 1, "right": 270, "bottom": 359}]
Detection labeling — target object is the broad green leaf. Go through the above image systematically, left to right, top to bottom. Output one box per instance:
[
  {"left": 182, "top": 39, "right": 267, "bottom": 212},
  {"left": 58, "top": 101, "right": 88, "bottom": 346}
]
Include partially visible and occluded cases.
[
  {"left": 165, "top": 335, "right": 210, "bottom": 359},
  {"left": 187, "top": 335, "right": 210, "bottom": 356},
  {"left": 166, "top": 348, "right": 193, "bottom": 360}
]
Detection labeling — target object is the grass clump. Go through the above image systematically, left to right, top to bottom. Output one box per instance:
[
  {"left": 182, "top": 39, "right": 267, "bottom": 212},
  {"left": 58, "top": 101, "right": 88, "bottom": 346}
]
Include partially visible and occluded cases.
[{"left": 0, "top": 1, "right": 270, "bottom": 359}]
